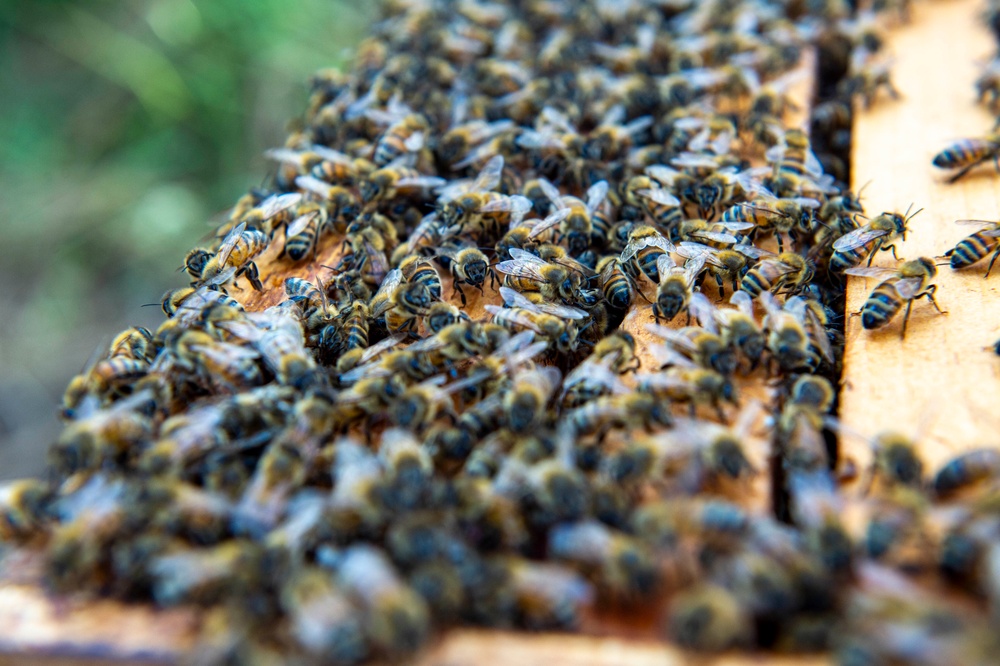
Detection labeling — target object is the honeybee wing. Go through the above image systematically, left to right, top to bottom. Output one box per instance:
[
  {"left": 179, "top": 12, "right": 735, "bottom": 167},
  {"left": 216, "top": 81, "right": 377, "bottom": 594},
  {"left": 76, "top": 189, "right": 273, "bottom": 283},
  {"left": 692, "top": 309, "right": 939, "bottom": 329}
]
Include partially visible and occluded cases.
[
  {"left": 538, "top": 105, "right": 575, "bottom": 133},
  {"left": 515, "top": 129, "right": 564, "bottom": 150},
  {"left": 403, "top": 131, "right": 425, "bottom": 152},
  {"left": 309, "top": 144, "right": 355, "bottom": 166},
  {"left": 264, "top": 148, "right": 307, "bottom": 165},
  {"left": 671, "top": 152, "right": 718, "bottom": 170},
  {"left": 471, "top": 155, "right": 504, "bottom": 192},
  {"left": 645, "top": 164, "right": 684, "bottom": 185},
  {"left": 732, "top": 169, "right": 775, "bottom": 199},
  {"left": 295, "top": 175, "right": 333, "bottom": 198},
  {"left": 394, "top": 175, "right": 448, "bottom": 190},
  {"left": 537, "top": 178, "right": 567, "bottom": 210},
  {"left": 585, "top": 181, "right": 609, "bottom": 213},
  {"left": 636, "top": 188, "right": 681, "bottom": 207},
  {"left": 257, "top": 192, "right": 304, "bottom": 220},
  {"left": 788, "top": 197, "right": 822, "bottom": 209},
  {"left": 526, "top": 208, "right": 572, "bottom": 238},
  {"left": 285, "top": 211, "right": 320, "bottom": 239},
  {"left": 955, "top": 219, "right": 1000, "bottom": 235},
  {"left": 215, "top": 221, "right": 247, "bottom": 267},
  {"left": 716, "top": 221, "right": 755, "bottom": 232},
  {"left": 831, "top": 224, "right": 890, "bottom": 252},
  {"left": 690, "top": 230, "right": 739, "bottom": 244},
  {"left": 620, "top": 233, "right": 675, "bottom": 262},
  {"left": 363, "top": 241, "right": 389, "bottom": 285},
  {"left": 675, "top": 241, "right": 725, "bottom": 267},
  {"left": 734, "top": 243, "right": 775, "bottom": 259},
  {"left": 495, "top": 252, "right": 550, "bottom": 282},
  {"left": 656, "top": 253, "right": 678, "bottom": 277},
  {"left": 682, "top": 255, "right": 708, "bottom": 284},
  {"left": 205, "top": 266, "right": 239, "bottom": 286},
  {"left": 842, "top": 266, "right": 900, "bottom": 280},
  {"left": 369, "top": 269, "right": 404, "bottom": 317},
  {"left": 894, "top": 276, "right": 929, "bottom": 300},
  {"left": 499, "top": 286, "right": 589, "bottom": 319},
  {"left": 729, "top": 290, "right": 755, "bottom": 317},
  {"left": 757, "top": 290, "right": 786, "bottom": 319},
  {"left": 689, "top": 291, "right": 719, "bottom": 332},
  {"left": 484, "top": 304, "right": 542, "bottom": 333},
  {"left": 805, "top": 307, "right": 835, "bottom": 363},
  {"left": 645, "top": 324, "right": 701, "bottom": 354},
  {"left": 493, "top": 329, "right": 538, "bottom": 356},
  {"left": 356, "top": 334, "right": 405, "bottom": 366},
  {"left": 189, "top": 341, "right": 261, "bottom": 363},
  {"left": 647, "top": 345, "right": 699, "bottom": 369},
  {"left": 562, "top": 357, "right": 629, "bottom": 394}
]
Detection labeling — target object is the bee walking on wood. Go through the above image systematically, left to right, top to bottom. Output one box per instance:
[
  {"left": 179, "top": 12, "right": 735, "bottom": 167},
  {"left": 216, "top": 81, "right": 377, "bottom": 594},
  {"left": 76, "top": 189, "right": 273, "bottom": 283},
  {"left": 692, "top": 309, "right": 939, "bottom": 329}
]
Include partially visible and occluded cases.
[
  {"left": 932, "top": 133, "right": 1000, "bottom": 183},
  {"left": 944, "top": 220, "right": 1000, "bottom": 276},
  {"left": 846, "top": 257, "right": 947, "bottom": 338}
]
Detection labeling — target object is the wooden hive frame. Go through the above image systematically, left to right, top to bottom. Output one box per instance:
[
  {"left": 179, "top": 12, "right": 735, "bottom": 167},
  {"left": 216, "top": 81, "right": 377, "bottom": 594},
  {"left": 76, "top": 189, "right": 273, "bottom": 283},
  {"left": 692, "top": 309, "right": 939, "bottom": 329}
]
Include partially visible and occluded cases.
[{"left": 2, "top": 0, "right": 999, "bottom": 663}]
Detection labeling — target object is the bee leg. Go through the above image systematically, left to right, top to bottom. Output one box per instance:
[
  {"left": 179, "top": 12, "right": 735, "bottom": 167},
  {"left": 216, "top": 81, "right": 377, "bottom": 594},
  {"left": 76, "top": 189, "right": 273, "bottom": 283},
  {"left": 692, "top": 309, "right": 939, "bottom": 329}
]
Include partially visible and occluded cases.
[
  {"left": 946, "top": 161, "right": 984, "bottom": 184},
  {"left": 775, "top": 234, "right": 784, "bottom": 253},
  {"left": 986, "top": 248, "right": 1000, "bottom": 278},
  {"left": 244, "top": 263, "right": 263, "bottom": 291},
  {"left": 488, "top": 268, "right": 498, "bottom": 291},
  {"left": 453, "top": 283, "right": 468, "bottom": 307},
  {"left": 923, "top": 286, "right": 947, "bottom": 315},
  {"left": 899, "top": 299, "right": 915, "bottom": 339},
  {"left": 715, "top": 402, "right": 728, "bottom": 424}
]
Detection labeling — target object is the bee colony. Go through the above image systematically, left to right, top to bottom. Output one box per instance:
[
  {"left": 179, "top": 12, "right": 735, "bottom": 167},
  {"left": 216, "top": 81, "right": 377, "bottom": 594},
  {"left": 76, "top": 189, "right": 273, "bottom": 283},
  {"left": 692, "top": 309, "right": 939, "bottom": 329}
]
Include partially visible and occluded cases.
[{"left": 3, "top": 0, "right": 1000, "bottom": 664}]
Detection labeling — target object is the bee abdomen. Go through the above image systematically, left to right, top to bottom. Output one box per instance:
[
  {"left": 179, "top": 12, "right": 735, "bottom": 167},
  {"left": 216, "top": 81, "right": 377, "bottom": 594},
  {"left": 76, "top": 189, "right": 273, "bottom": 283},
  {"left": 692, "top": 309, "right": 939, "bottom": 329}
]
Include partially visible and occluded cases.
[
  {"left": 948, "top": 236, "right": 989, "bottom": 269},
  {"left": 861, "top": 286, "right": 901, "bottom": 329}
]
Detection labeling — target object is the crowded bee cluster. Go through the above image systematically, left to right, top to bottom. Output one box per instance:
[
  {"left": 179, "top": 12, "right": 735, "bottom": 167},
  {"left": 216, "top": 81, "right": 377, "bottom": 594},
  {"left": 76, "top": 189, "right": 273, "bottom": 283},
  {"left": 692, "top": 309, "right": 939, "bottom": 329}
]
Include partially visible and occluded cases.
[{"left": 2, "top": 0, "right": 999, "bottom": 663}]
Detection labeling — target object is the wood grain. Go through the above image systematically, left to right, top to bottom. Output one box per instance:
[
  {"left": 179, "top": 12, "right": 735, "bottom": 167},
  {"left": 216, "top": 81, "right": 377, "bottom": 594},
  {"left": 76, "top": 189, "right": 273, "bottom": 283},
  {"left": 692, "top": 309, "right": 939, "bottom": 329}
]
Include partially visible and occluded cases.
[{"left": 839, "top": 0, "right": 1000, "bottom": 487}]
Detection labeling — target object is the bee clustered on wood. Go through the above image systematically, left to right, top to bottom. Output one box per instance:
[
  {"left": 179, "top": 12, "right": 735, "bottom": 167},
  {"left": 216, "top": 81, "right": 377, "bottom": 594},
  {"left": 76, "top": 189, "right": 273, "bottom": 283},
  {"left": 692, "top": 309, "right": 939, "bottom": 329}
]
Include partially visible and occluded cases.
[{"left": 2, "top": 0, "right": 999, "bottom": 663}]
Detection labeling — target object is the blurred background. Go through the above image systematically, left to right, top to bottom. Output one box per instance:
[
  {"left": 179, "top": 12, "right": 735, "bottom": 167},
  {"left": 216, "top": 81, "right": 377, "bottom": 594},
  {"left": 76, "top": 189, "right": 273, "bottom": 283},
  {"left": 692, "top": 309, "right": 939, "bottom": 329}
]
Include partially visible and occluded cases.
[{"left": 0, "top": 0, "right": 374, "bottom": 478}]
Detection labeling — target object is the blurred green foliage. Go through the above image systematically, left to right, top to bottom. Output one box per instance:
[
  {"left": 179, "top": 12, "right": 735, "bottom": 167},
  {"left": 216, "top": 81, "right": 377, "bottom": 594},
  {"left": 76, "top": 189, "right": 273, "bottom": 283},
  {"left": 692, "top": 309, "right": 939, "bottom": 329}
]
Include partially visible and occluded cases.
[{"left": 0, "top": 0, "right": 374, "bottom": 477}]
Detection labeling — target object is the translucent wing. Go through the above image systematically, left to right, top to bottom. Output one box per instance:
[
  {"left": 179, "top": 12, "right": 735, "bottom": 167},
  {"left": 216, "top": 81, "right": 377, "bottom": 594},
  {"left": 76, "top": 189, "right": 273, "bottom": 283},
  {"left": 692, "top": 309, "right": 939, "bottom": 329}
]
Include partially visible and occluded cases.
[
  {"left": 403, "top": 131, "right": 425, "bottom": 152},
  {"left": 309, "top": 145, "right": 355, "bottom": 165},
  {"left": 471, "top": 155, "right": 504, "bottom": 192},
  {"left": 296, "top": 175, "right": 333, "bottom": 198},
  {"left": 394, "top": 176, "right": 448, "bottom": 190},
  {"left": 534, "top": 178, "right": 564, "bottom": 208},
  {"left": 585, "top": 181, "right": 610, "bottom": 213},
  {"left": 636, "top": 188, "right": 681, "bottom": 207},
  {"left": 257, "top": 193, "right": 303, "bottom": 220},
  {"left": 526, "top": 208, "right": 572, "bottom": 239},
  {"left": 285, "top": 211, "right": 320, "bottom": 238},
  {"left": 955, "top": 219, "right": 1000, "bottom": 236},
  {"left": 216, "top": 221, "right": 246, "bottom": 267},
  {"left": 833, "top": 225, "right": 889, "bottom": 252},
  {"left": 690, "top": 230, "right": 739, "bottom": 244},
  {"left": 621, "top": 233, "right": 674, "bottom": 262},
  {"left": 675, "top": 241, "right": 725, "bottom": 267},
  {"left": 733, "top": 243, "right": 774, "bottom": 259},
  {"left": 495, "top": 251, "right": 550, "bottom": 282},
  {"left": 656, "top": 253, "right": 678, "bottom": 277},
  {"left": 682, "top": 255, "right": 708, "bottom": 284},
  {"left": 843, "top": 266, "right": 900, "bottom": 280},
  {"left": 369, "top": 269, "right": 404, "bottom": 317},
  {"left": 894, "top": 277, "right": 927, "bottom": 300},
  {"left": 499, "top": 286, "right": 589, "bottom": 319},
  {"left": 730, "top": 290, "right": 755, "bottom": 317},
  {"left": 688, "top": 291, "right": 718, "bottom": 331},
  {"left": 757, "top": 291, "right": 786, "bottom": 319},
  {"left": 484, "top": 305, "right": 541, "bottom": 333},
  {"left": 645, "top": 324, "right": 700, "bottom": 354},
  {"left": 356, "top": 334, "right": 405, "bottom": 366}
]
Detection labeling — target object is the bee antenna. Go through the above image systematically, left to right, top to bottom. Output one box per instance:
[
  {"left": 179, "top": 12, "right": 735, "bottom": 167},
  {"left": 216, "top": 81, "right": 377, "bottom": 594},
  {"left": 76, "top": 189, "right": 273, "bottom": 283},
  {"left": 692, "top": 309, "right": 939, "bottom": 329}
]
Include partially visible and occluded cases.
[
  {"left": 857, "top": 180, "right": 872, "bottom": 198},
  {"left": 905, "top": 206, "right": 924, "bottom": 222},
  {"left": 140, "top": 302, "right": 162, "bottom": 308}
]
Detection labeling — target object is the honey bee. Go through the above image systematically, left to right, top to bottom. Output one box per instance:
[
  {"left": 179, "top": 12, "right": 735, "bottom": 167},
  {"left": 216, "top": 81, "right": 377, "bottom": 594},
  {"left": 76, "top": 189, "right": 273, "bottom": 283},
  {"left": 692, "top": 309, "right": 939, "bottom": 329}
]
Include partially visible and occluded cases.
[
  {"left": 839, "top": 50, "right": 900, "bottom": 107},
  {"left": 368, "top": 111, "right": 430, "bottom": 166},
  {"left": 439, "top": 118, "right": 515, "bottom": 166},
  {"left": 766, "top": 128, "right": 825, "bottom": 179},
  {"left": 436, "top": 156, "right": 531, "bottom": 237},
  {"left": 359, "top": 165, "right": 445, "bottom": 204},
  {"left": 292, "top": 176, "right": 360, "bottom": 231},
  {"left": 523, "top": 179, "right": 607, "bottom": 255},
  {"left": 635, "top": 186, "right": 684, "bottom": 229},
  {"left": 226, "top": 191, "right": 302, "bottom": 237},
  {"left": 724, "top": 196, "right": 820, "bottom": 251},
  {"left": 278, "top": 203, "right": 328, "bottom": 262},
  {"left": 830, "top": 207, "right": 921, "bottom": 271},
  {"left": 945, "top": 220, "right": 1000, "bottom": 276},
  {"left": 198, "top": 221, "right": 270, "bottom": 292},
  {"left": 620, "top": 224, "right": 675, "bottom": 284},
  {"left": 437, "top": 243, "right": 492, "bottom": 305},
  {"left": 495, "top": 248, "right": 586, "bottom": 304},
  {"left": 739, "top": 249, "right": 813, "bottom": 298},
  {"left": 653, "top": 254, "right": 706, "bottom": 323},
  {"left": 398, "top": 255, "right": 443, "bottom": 302},
  {"left": 596, "top": 255, "right": 638, "bottom": 311},
  {"left": 845, "top": 257, "right": 946, "bottom": 337},
  {"left": 485, "top": 287, "right": 587, "bottom": 353},
  {"left": 690, "top": 292, "right": 766, "bottom": 369},
  {"left": 759, "top": 292, "right": 834, "bottom": 373},
  {"left": 425, "top": 301, "right": 468, "bottom": 334},
  {"left": 219, "top": 308, "right": 319, "bottom": 389},
  {"left": 648, "top": 323, "right": 738, "bottom": 377},
  {"left": 170, "top": 330, "right": 263, "bottom": 392},
  {"left": 636, "top": 352, "right": 736, "bottom": 422},
  {"left": 502, "top": 366, "right": 560, "bottom": 434},
  {"left": 50, "top": 391, "right": 154, "bottom": 474},
  {"left": 933, "top": 448, "right": 1000, "bottom": 498},
  {"left": 0, "top": 478, "right": 52, "bottom": 541},
  {"left": 547, "top": 520, "right": 658, "bottom": 598},
  {"left": 333, "top": 545, "right": 429, "bottom": 656},
  {"left": 280, "top": 567, "right": 366, "bottom": 662},
  {"left": 666, "top": 584, "right": 753, "bottom": 652}
]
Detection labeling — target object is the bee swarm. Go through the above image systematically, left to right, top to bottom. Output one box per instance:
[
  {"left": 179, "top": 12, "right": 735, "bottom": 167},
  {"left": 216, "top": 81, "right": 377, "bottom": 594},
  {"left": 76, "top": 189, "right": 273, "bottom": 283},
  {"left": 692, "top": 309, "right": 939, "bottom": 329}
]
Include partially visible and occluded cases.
[{"left": 4, "top": 0, "right": 1000, "bottom": 664}]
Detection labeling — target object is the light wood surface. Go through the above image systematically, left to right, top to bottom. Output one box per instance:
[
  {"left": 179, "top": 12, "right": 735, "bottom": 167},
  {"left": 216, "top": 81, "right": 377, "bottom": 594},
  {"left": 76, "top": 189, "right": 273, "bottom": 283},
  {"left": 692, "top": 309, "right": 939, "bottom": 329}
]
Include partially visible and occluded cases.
[{"left": 839, "top": 0, "right": 1000, "bottom": 486}]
